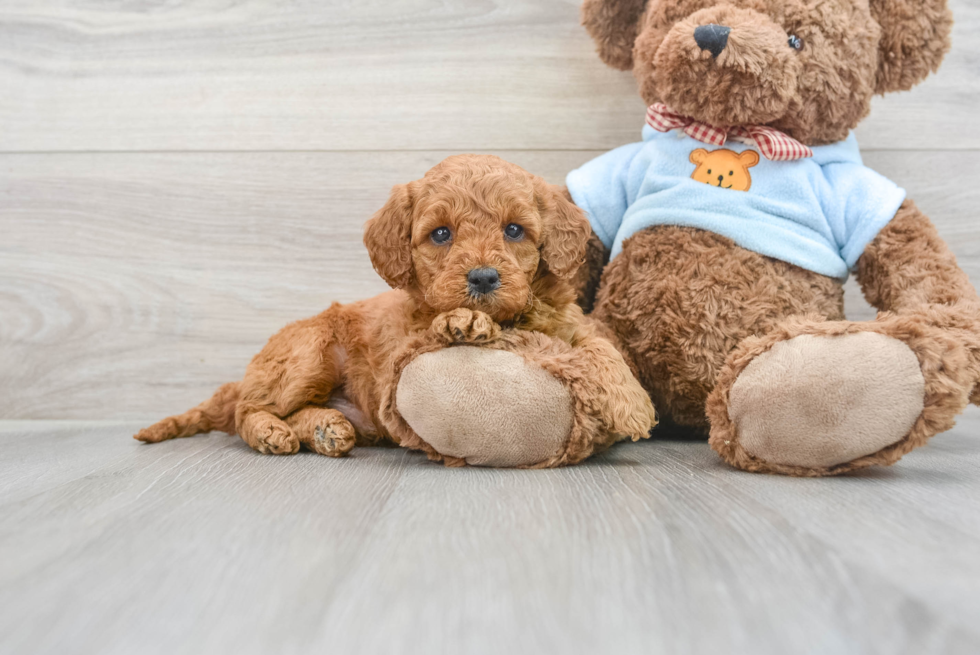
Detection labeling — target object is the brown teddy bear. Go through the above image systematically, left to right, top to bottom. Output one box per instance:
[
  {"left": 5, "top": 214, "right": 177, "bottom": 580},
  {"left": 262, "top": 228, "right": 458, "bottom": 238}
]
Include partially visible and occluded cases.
[
  {"left": 391, "top": 0, "right": 980, "bottom": 476},
  {"left": 569, "top": 0, "right": 978, "bottom": 475}
]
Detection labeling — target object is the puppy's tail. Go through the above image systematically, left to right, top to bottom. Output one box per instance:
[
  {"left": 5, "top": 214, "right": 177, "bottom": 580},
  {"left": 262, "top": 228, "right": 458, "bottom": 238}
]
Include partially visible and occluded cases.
[{"left": 134, "top": 382, "right": 240, "bottom": 443}]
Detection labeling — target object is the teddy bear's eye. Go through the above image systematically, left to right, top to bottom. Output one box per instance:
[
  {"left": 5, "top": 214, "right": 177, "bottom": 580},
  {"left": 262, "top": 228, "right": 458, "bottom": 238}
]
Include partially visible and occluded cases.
[
  {"left": 788, "top": 35, "right": 804, "bottom": 51},
  {"left": 707, "top": 169, "right": 712, "bottom": 175},
  {"left": 729, "top": 171, "right": 734, "bottom": 176}
]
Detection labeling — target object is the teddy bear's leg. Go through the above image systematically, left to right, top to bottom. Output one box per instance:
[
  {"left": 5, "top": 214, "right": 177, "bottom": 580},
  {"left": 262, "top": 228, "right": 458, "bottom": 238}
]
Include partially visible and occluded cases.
[
  {"left": 707, "top": 202, "right": 980, "bottom": 476},
  {"left": 393, "top": 308, "right": 567, "bottom": 467},
  {"left": 706, "top": 315, "right": 971, "bottom": 475},
  {"left": 378, "top": 328, "right": 654, "bottom": 468},
  {"left": 394, "top": 344, "right": 577, "bottom": 467}
]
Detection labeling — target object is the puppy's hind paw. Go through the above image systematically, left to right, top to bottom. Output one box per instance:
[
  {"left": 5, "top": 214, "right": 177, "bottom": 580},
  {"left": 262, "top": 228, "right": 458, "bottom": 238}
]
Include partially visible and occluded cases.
[
  {"left": 431, "top": 308, "right": 500, "bottom": 344},
  {"left": 312, "top": 422, "right": 356, "bottom": 457},
  {"left": 257, "top": 423, "right": 300, "bottom": 455}
]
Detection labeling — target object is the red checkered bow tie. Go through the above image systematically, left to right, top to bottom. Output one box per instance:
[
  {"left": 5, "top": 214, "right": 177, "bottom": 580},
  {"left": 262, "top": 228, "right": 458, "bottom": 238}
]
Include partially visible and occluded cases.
[{"left": 645, "top": 103, "right": 813, "bottom": 161}]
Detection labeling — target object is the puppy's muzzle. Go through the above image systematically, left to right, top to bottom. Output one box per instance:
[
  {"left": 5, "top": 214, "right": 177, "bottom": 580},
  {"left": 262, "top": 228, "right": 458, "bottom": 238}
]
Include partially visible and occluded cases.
[{"left": 467, "top": 267, "right": 501, "bottom": 296}]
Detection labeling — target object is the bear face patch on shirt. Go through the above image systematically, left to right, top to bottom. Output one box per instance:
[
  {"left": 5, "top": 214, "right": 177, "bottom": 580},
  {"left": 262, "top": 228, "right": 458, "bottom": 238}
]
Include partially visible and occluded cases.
[{"left": 689, "top": 148, "right": 760, "bottom": 191}]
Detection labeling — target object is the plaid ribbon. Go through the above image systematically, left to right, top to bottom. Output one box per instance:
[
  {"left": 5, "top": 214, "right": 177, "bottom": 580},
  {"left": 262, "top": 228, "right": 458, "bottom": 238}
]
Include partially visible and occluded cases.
[{"left": 645, "top": 103, "right": 813, "bottom": 161}]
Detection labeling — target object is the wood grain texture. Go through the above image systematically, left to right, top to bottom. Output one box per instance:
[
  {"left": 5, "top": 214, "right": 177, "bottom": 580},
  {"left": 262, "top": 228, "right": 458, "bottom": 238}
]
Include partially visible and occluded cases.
[
  {"left": 0, "top": 0, "right": 976, "bottom": 153},
  {"left": 3, "top": 150, "right": 978, "bottom": 419},
  {"left": 0, "top": 151, "right": 980, "bottom": 419},
  {"left": 1, "top": 417, "right": 979, "bottom": 655}
]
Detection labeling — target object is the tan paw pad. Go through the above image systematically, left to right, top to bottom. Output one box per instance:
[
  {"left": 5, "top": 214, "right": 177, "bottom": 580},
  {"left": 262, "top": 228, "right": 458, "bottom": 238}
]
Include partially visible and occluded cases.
[
  {"left": 728, "top": 332, "right": 925, "bottom": 468},
  {"left": 396, "top": 347, "right": 573, "bottom": 467}
]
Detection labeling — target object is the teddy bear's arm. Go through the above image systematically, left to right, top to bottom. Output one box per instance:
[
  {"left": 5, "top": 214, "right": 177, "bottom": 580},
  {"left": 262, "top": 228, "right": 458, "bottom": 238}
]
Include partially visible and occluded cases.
[
  {"left": 558, "top": 186, "right": 610, "bottom": 313},
  {"left": 856, "top": 199, "right": 978, "bottom": 311},
  {"left": 856, "top": 199, "right": 980, "bottom": 404},
  {"left": 572, "top": 230, "right": 610, "bottom": 313}
]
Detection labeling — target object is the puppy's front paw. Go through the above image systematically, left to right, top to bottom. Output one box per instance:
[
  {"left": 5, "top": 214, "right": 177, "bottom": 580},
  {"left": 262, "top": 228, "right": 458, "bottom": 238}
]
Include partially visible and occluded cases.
[
  {"left": 431, "top": 308, "right": 500, "bottom": 344},
  {"left": 603, "top": 381, "right": 657, "bottom": 443},
  {"left": 620, "top": 395, "right": 659, "bottom": 442}
]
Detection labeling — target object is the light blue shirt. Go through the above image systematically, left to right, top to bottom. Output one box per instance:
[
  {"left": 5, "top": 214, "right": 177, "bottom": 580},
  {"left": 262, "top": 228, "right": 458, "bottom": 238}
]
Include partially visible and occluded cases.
[{"left": 566, "top": 125, "right": 906, "bottom": 279}]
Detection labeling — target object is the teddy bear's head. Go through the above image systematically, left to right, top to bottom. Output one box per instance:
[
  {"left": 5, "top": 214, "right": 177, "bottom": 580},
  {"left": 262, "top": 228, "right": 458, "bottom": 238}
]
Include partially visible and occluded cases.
[{"left": 581, "top": 0, "right": 951, "bottom": 144}]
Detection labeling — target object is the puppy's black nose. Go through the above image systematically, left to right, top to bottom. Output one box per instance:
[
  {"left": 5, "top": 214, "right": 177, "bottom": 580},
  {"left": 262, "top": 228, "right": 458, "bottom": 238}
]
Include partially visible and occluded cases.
[
  {"left": 694, "top": 24, "right": 730, "bottom": 58},
  {"left": 467, "top": 267, "right": 500, "bottom": 295}
]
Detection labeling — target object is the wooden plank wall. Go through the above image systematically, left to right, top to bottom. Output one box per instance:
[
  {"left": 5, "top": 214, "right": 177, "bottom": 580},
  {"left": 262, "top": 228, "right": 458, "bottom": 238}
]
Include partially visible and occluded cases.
[{"left": 2, "top": 0, "right": 979, "bottom": 420}]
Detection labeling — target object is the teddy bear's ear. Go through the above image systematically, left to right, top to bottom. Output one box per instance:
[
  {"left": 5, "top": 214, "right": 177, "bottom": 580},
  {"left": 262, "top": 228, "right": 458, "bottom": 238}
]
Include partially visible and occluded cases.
[
  {"left": 581, "top": 0, "right": 650, "bottom": 71},
  {"left": 870, "top": 0, "right": 952, "bottom": 94},
  {"left": 689, "top": 149, "right": 708, "bottom": 165},
  {"left": 739, "top": 150, "right": 760, "bottom": 168},
  {"left": 535, "top": 180, "right": 593, "bottom": 280},
  {"left": 363, "top": 183, "right": 416, "bottom": 289}
]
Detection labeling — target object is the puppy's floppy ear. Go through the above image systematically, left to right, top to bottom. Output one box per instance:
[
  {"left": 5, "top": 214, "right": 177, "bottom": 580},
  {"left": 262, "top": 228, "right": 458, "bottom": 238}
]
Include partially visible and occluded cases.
[
  {"left": 581, "top": 0, "right": 649, "bottom": 71},
  {"left": 870, "top": 0, "right": 951, "bottom": 94},
  {"left": 535, "top": 180, "right": 592, "bottom": 280},
  {"left": 363, "top": 183, "right": 415, "bottom": 289}
]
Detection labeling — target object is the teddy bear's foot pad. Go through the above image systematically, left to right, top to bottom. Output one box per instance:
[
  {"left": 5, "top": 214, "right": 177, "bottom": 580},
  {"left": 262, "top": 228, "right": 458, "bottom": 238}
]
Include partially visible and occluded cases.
[
  {"left": 728, "top": 332, "right": 925, "bottom": 469},
  {"left": 396, "top": 346, "right": 574, "bottom": 467}
]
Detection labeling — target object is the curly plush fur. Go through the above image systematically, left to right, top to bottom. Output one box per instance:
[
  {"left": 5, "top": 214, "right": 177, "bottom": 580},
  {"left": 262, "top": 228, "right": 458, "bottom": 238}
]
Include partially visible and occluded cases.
[
  {"left": 576, "top": 0, "right": 976, "bottom": 475},
  {"left": 603, "top": 0, "right": 952, "bottom": 145},
  {"left": 136, "top": 155, "right": 656, "bottom": 465},
  {"left": 592, "top": 225, "right": 846, "bottom": 433},
  {"left": 379, "top": 323, "right": 654, "bottom": 468}
]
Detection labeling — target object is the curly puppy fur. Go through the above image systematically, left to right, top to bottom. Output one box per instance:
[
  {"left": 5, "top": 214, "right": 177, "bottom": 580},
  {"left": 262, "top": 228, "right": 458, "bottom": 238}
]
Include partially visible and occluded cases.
[
  {"left": 578, "top": 0, "right": 974, "bottom": 475},
  {"left": 136, "top": 154, "right": 655, "bottom": 464}
]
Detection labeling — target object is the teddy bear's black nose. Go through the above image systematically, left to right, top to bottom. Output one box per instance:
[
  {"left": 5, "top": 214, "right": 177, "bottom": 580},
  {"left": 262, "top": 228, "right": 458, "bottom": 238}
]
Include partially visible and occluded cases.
[
  {"left": 694, "top": 24, "right": 731, "bottom": 58},
  {"left": 468, "top": 267, "right": 501, "bottom": 296}
]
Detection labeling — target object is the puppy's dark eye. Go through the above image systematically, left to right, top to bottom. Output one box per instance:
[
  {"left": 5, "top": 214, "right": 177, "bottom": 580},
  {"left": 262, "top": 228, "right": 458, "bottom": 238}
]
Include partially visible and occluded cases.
[
  {"left": 788, "top": 35, "right": 804, "bottom": 51},
  {"left": 504, "top": 223, "right": 524, "bottom": 241},
  {"left": 430, "top": 226, "right": 452, "bottom": 245}
]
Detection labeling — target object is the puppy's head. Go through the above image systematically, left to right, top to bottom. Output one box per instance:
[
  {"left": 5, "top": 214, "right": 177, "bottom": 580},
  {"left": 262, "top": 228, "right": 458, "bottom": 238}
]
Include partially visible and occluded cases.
[{"left": 363, "top": 155, "right": 591, "bottom": 322}]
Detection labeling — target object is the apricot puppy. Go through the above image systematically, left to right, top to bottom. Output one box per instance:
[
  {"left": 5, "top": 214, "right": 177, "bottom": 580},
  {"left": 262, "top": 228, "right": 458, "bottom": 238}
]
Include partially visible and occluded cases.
[{"left": 135, "top": 155, "right": 656, "bottom": 462}]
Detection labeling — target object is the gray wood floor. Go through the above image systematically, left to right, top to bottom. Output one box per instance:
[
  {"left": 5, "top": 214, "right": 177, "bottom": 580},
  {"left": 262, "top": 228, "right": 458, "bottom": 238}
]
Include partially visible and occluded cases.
[
  {"left": 2, "top": 0, "right": 980, "bottom": 653},
  {"left": 3, "top": 417, "right": 980, "bottom": 655}
]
